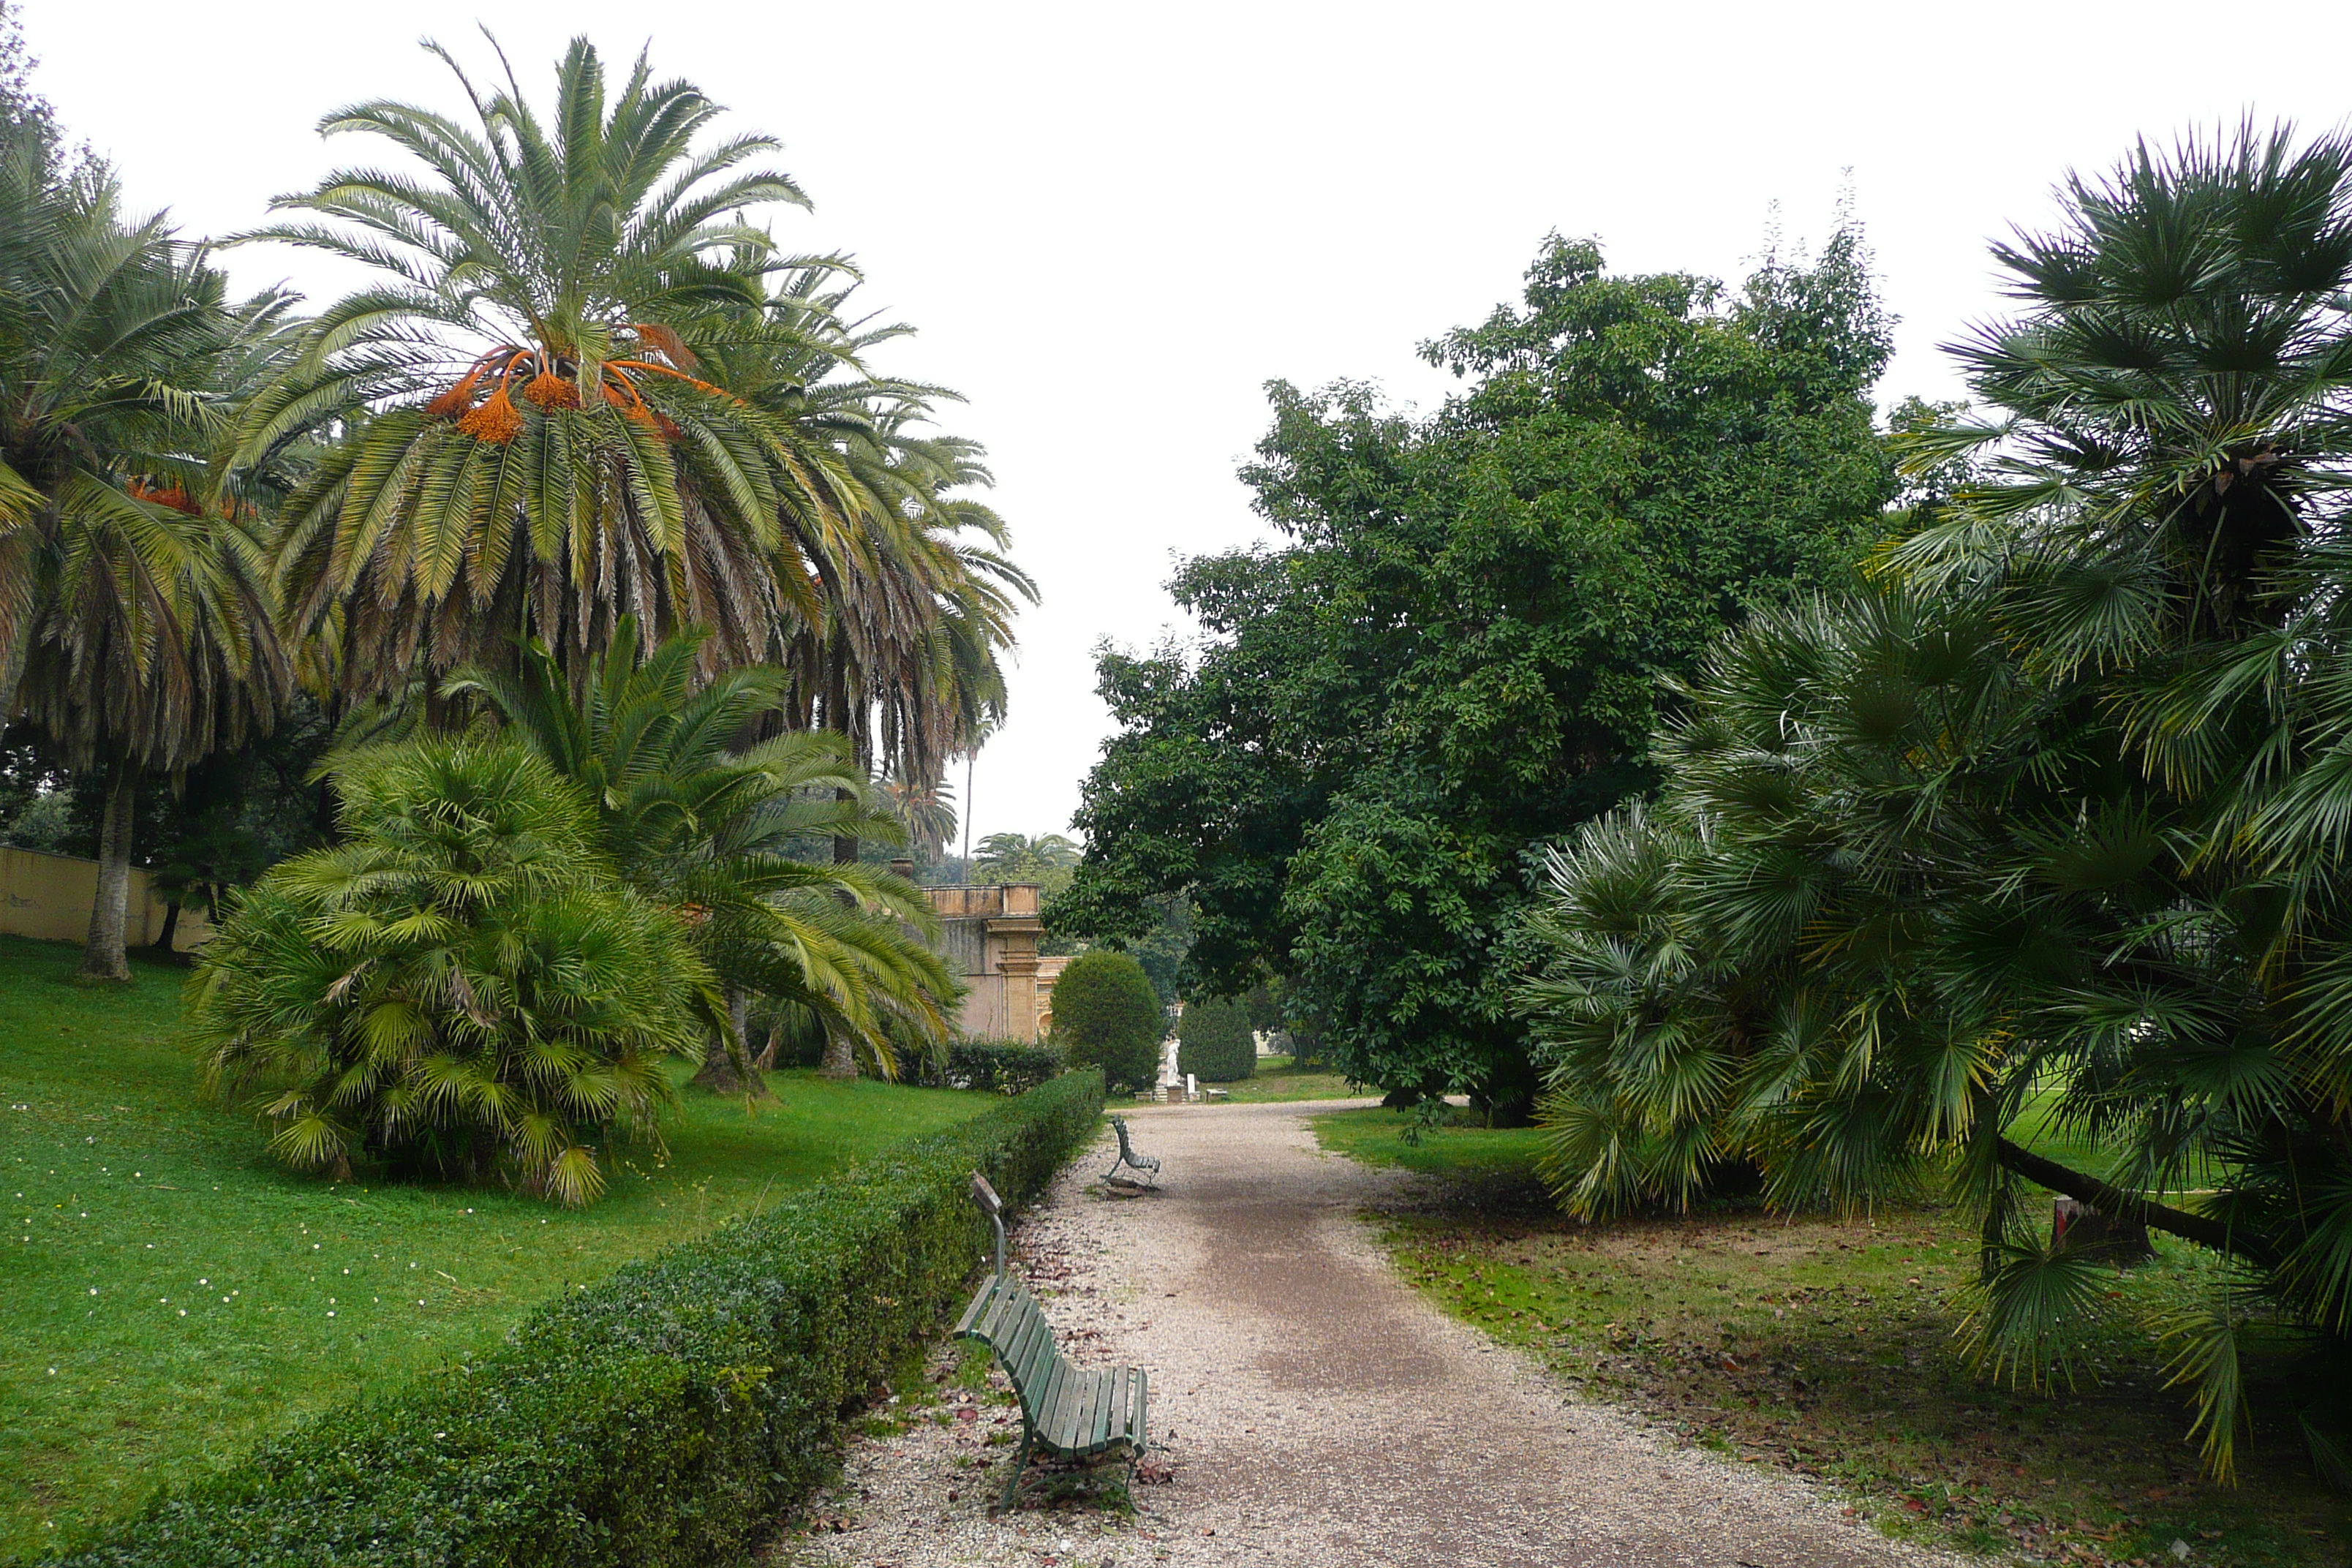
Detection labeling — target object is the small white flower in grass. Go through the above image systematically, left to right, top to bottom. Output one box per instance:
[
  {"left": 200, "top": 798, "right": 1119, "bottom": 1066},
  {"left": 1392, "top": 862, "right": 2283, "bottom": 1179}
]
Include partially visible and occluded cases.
[
  {"left": 88, "top": 1287, "right": 95, "bottom": 1295},
  {"left": 177, "top": 1309, "right": 185, "bottom": 1316},
  {"left": 327, "top": 1311, "right": 335, "bottom": 1317}
]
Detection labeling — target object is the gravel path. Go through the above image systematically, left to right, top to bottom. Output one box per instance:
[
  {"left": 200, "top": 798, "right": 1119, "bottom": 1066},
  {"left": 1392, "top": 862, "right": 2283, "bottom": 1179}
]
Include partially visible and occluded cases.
[{"left": 766, "top": 1100, "right": 1961, "bottom": 1568}]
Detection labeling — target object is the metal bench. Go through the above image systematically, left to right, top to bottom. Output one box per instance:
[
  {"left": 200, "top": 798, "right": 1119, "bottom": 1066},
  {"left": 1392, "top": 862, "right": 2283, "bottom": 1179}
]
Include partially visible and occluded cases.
[
  {"left": 1103, "top": 1115, "right": 1159, "bottom": 1187},
  {"left": 957, "top": 1174, "right": 1149, "bottom": 1509}
]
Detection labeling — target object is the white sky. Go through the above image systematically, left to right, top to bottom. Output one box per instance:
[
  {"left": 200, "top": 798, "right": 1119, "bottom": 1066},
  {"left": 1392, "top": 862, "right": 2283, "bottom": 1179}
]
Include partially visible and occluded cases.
[{"left": 22, "top": 1, "right": 2351, "bottom": 845}]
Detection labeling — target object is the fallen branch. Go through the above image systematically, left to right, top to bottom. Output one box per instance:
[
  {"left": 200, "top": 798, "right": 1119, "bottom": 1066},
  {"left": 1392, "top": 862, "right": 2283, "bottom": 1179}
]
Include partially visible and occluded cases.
[{"left": 1995, "top": 1137, "right": 2276, "bottom": 1269}]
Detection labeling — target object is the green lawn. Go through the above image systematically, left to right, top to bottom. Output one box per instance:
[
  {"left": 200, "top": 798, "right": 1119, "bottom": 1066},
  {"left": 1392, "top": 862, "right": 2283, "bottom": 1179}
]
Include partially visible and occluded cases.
[
  {"left": 0, "top": 935, "right": 991, "bottom": 1556},
  {"left": 1205, "top": 1056, "right": 1365, "bottom": 1104},
  {"left": 1313, "top": 1109, "right": 2352, "bottom": 1568}
]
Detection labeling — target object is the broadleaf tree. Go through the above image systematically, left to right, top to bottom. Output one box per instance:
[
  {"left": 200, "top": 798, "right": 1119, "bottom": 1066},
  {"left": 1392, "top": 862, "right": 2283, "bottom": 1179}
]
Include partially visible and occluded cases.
[{"left": 1058, "top": 230, "right": 1899, "bottom": 1112}]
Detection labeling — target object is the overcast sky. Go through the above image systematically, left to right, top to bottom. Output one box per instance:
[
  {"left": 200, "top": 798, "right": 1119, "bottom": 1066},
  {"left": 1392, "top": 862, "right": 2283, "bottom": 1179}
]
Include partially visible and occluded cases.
[{"left": 20, "top": 1, "right": 2350, "bottom": 845}]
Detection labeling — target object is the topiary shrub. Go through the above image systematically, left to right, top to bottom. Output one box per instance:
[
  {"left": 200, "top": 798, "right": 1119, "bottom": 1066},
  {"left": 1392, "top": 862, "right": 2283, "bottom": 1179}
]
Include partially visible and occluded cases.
[
  {"left": 1049, "top": 950, "right": 1163, "bottom": 1091},
  {"left": 1177, "top": 995, "right": 1256, "bottom": 1082},
  {"left": 59, "top": 1069, "right": 1107, "bottom": 1568}
]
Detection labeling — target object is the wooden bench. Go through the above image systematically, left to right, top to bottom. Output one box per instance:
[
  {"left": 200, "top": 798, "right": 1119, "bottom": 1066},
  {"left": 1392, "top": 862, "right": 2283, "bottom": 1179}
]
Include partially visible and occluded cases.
[
  {"left": 1103, "top": 1115, "right": 1159, "bottom": 1186},
  {"left": 954, "top": 1268, "right": 1149, "bottom": 1509}
]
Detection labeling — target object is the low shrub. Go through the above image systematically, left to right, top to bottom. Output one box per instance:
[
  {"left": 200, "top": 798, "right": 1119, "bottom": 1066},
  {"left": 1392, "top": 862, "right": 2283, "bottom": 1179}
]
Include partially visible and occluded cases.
[
  {"left": 187, "top": 739, "right": 714, "bottom": 1205},
  {"left": 1050, "top": 951, "right": 1163, "bottom": 1092},
  {"left": 1176, "top": 995, "right": 1256, "bottom": 1082},
  {"left": 937, "top": 1039, "right": 1064, "bottom": 1094},
  {"left": 57, "top": 1070, "right": 1107, "bottom": 1568}
]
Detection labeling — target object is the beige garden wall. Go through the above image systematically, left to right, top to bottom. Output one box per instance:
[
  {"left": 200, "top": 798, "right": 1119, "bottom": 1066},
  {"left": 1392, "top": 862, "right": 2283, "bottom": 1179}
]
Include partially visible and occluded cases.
[{"left": 0, "top": 845, "right": 214, "bottom": 952}]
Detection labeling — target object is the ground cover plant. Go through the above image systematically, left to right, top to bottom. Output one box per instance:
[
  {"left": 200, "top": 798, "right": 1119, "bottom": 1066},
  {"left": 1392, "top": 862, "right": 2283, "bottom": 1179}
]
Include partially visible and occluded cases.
[
  {"left": 0, "top": 936, "right": 996, "bottom": 1556},
  {"left": 1316, "top": 1110, "right": 2352, "bottom": 1567}
]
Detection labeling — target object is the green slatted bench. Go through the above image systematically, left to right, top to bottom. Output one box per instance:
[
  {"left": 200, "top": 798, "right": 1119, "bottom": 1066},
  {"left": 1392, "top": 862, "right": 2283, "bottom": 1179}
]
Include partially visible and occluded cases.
[{"left": 957, "top": 1173, "right": 1148, "bottom": 1509}]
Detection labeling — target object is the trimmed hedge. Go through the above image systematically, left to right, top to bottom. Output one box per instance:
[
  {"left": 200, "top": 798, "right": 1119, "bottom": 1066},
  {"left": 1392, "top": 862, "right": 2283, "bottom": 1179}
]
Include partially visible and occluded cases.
[
  {"left": 1176, "top": 995, "right": 1256, "bottom": 1082},
  {"left": 932, "top": 1040, "right": 1065, "bottom": 1094},
  {"left": 56, "top": 1070, "right": 1107, "bottom": 1568}
]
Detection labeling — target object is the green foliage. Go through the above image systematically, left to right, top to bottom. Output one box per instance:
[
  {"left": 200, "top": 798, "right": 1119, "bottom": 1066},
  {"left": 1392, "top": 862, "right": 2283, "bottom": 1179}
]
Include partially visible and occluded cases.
[
  {"left": 1520, "top": 125, "right": 2352, "bottom": 1477},
  {"left": 1060, "top": 228, "right": 1898, "bottom": 1109},
  {"left": 448, "top": 617, "right": 957, "bottom": 1078},
  {"left": 188, "top": 739, "right": 718, "bottom": 1205},
  {"left": 0, "top": 933, "right": 993, "bottom": 1553},
  {"left": 1049, "top": 950, "right": 1163, "bottom": 1091},
  {"left": 1175, "top": 995, "right": 1256, "bottom": 1082},
  {"left": 935, "top": 1039, "right": 1065, "bottom": 1094},
  {"left": 53, "top": 1068, "right": 1106, "bottom": 1567}
]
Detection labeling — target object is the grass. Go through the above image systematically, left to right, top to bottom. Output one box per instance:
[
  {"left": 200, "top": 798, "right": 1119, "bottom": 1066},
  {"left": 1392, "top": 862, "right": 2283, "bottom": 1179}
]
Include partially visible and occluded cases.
[
  {"left": 0, "top": 935, "right": 992, "bottom": 1558},
  {"left": 1200, "top": 1055, "right": 1363, "bottom": 1104},
  {"left": 1313, "top": 1107, "right": 2352, "bottom": 1568}
]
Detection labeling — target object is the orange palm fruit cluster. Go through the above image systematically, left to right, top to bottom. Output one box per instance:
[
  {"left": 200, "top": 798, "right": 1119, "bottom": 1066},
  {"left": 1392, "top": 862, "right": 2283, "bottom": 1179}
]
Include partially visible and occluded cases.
[
  {"left": 424, "top": 362, "right": 489, "bottom": 420},
  {"left": 524, "top": 371, "right": 581, "bottom": 410},
  {"left": 457, "top": 385, "right": 525, "bottom": 445},
  {"left": 127, "top": 478, "right": 199, "bottom": 514}
]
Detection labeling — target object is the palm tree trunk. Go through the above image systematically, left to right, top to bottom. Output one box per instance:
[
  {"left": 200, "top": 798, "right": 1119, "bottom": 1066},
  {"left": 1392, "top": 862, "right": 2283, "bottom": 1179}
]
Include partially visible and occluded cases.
[
  {"left": 826, "top": 657, "right": 859, "bottom": 868},
  {"left": 78, "top": 759, "right": 136, "bottom": 981},
  {"left": 692, "top": 986, "right": 766, "bottom": 1096},
  {"left": 818, "top": 1028, "right": 857, "bottom": 1079}
]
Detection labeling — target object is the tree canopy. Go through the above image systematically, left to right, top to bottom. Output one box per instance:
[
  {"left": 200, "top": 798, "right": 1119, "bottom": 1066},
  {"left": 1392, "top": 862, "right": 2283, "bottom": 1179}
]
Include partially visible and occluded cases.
[
  {"left": 1523, "top": 127, "right": 2352, "bottom": 1475},
  {"left": 1058, "top": 230, "right": 1899, "bottom": 1110}
]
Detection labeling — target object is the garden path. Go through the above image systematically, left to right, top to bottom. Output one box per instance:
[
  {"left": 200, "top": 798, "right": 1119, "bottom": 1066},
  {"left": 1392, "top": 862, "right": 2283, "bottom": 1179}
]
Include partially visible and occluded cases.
[{"left": 772, "top": 1100, "right": 1959, "bottom": 1568}]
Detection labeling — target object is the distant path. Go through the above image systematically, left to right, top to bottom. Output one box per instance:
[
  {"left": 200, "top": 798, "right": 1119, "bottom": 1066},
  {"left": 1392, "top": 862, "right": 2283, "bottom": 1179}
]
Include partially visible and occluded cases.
[{"left": 775, "top": 1100, "right": 1958, "bottom": 1568}]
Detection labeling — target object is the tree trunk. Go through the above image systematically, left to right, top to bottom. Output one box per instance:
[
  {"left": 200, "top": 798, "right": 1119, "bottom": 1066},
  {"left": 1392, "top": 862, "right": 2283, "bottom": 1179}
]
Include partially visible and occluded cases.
[
  {"left": 826, "top": 657, "right": 859, "bottom": 867},
  {"left": 78, "top": 761, "right": 136, "bottom": 981},
  {"left": 148, "top": 899, "right": 181, "bottom": 957},
  {"left": 693, "top": 986, "right": 766, "bottom": 1096},
  {"left": 818, "top": 1028, "right": 858, "bottom": 1079}
]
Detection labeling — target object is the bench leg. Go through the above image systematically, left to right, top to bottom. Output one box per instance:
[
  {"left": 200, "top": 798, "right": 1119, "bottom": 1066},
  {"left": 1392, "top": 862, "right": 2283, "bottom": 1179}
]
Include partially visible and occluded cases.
[{"left": 996, "top": 1424, "right": 1034, "bottom": 1512}]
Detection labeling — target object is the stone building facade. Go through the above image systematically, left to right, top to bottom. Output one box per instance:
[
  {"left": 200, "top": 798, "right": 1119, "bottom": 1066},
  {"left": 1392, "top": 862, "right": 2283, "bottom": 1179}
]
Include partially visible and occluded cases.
[{"left": 924, "top": 882, "right": 1061, "bottom": 1041}]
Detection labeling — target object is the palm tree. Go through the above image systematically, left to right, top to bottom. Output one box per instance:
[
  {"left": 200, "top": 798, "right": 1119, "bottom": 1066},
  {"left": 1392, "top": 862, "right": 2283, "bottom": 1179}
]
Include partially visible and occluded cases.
[
  {"left": 232, "top": 37, "right": 867, "bottom": 703},
  {"left": 1523, "top": 125, "right": 2352, "bottom": 1477},
  {"left": 0, "top": 143, "right": 292, "bottom": 979},
  {"left": 714, "top": 268, "right": 1033, "bottom": 862},
  {"left": 445, "top": 617, "right": 960, "bottom": 1092},
  {"left": 188, "top": 739, "right": 715, "bottom": 1205},
  {"left": 973, "top": 832, "right": 1081, "bottom": 881}
]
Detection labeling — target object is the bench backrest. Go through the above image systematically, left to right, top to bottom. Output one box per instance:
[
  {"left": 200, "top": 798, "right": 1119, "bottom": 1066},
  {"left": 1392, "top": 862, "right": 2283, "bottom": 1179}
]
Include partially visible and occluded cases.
[
  {"left": 1112, "top": 1116, "right": 1137, "bottom": 1157},
  {"left": 955, "top": 1273, "right": 1067, "bottom": 1422}
]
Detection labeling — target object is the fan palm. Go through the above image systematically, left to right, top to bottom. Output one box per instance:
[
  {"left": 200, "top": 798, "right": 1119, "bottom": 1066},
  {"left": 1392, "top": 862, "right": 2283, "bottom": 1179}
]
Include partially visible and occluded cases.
[
  {"left": 233, "top": 36, "right": 867, "bottom": 701},
  {"left": 1524, "top": 124, "right": 2352, "bottom": 1477},
  {"left": 0, "top": 141, "right": 292, "bottom": 979},
  {"left": 445, "top": 617, "right": 959, "bottom": 1088},
  {"left": 189, "top": 739, "right": 714, "bottom": 1204}
]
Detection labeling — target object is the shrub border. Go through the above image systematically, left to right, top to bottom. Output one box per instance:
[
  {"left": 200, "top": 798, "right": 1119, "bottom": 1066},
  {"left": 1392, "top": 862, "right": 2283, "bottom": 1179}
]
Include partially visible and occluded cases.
[{"left": 53, "top": 1069, "right": 1107, "bottom": 1567}]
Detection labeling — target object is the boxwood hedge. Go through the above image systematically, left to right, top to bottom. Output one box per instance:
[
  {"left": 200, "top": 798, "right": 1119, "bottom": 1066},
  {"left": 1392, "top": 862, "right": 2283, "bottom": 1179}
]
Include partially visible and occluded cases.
[{"left": 54, "top": 1069, "right": 1106, "bottom": 1568}]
